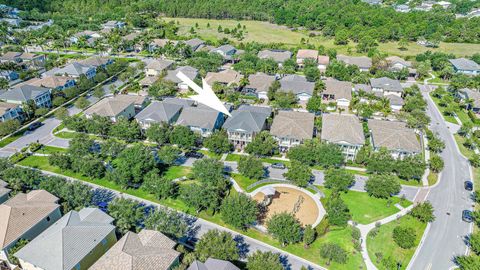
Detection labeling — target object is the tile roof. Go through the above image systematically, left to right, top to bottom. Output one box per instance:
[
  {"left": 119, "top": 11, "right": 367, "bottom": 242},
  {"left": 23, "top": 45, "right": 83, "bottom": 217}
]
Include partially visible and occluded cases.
[
  {"left": 150, "top": 39, "right": 179, "bottom": 48},
  {"left": 296, "top": 49, "right": 318, "bottom": 60},
  {"left": 257, "top": 50, "right": 292, "bottom": 63},
  {"left": 0, "top": 51, "right": 21, "bottom": 61},
  {"left": 317, "top": 55, "right": 330, "bottom": 65},
  {"left": 336, "top": 55, "right": 372, "bottom": 69},
  {"left": 78, "top": 56, "right": 111, "bottom": 67},
  {"left": 449, "top": 58, "right": 480, "bottom": 71},
  {"left": 145, "top": 59, "right": 174, "bottom": 72},
  {"left": 55, "top": 62, "right": 93, "bottom": 77},
  {"left": 164, "top": 66, "right": 198, "bottom": 84},
  {"left": 205, "top": 69, "right": 243, "bottom": 86},
  {"left": 245, "top": 72, "right": 275, "bottom": 93},
  {"left": 26, "top": 75, "right": 74, "bottom": 89},
  {"left": 139, "top": 75, "right": 159, "bottom": 86},
  {"left": 279, "top": 75, "right": 315, "bottom": 95},
  {"left": 370, "top": 77, "right": 403, "bottom": 93},
  {"left": 323, "top": 79, "right": 352, "bottom": 100},
  {"left": 0, "top": 85, "right": 50, "bottom": 102},
  {"left": 113, "top": 94, "right": 147, "bottom": 107},
  {"left": 84, "top": 96, "right": 134, "bottom": 117},
  {"left": 135, "top": 101, "right": 183, "bottom": 124},
  {"left": 0, "top": 102, "right": 18, "bottom": 116},
  {"left": 176, "top": 105, "right": 220, "bottom": 130},
  {"left": 223, "top": 105, "right": 271, "bottom": 132},
  {"left": 270, "top": 110, "right": 314, "bottom": 140},
  {"left": 321, "top": 113, "right": 365, "bottom": 145},
  {"left": 368, "top": 119, "right": 421, "bottom": 153},
  {"left": 0, "top": 190, "right": 59, "bottom": 249},
  {"left": 15, "top": 208, "right": 115, "bottom": 270},
  {"left": 90, "top": 230, "right": 179, "bottom": 270},
  {"left": 188, "top": 259, "right": 240, "bottom": 270}
]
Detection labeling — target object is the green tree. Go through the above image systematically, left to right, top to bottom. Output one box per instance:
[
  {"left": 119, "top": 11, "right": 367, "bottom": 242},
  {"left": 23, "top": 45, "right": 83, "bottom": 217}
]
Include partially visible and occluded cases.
[
  {"left": 334, "top": 29, "right": 349, "bottom": 45},
  {"left": 93, "top": 87, "right": 105, "bottom": 98},
  {"left": 272, "top": 91, "right": 297, "bottom": 109},
  {"left": 52, "top": 96, "right": 66, "bottom": 107},
  {"left": 74, "top": 96, "right": 90, "bottom": 109},
  {"left": 54, "top": 107, "right": 69, "bottom": 120},
  {"left": 108, "top": 117, "right": 142, "bottom": 142},
  {"left": 0, "top": 119, "right": 20, "bottom": 136},
  {"left": 146, "top": 123, "right": 171, "bottom": 145},
  {"left": 170, "top": 125, "right": 197, "bottom": 149},
  {"left": 203, "top": 130, "right": 232, "bottom": 154},
  {"left": 245, "top": 131, "right": 278, "bottom": 156},
  {"left": 111, "top": 144, "right": 156, "bottom": 188},
  {"left": 157, "top": 145, "right": 181, "bottom": 165},
  {"left": 429, "top": 154, "right": 444, "bottom": 173},
  {"left": 238, "top": 156, "right": 264, "bottom": 180},
  {"left": 192, "top": 158, "right": 227, "bottom": 189},
  {"left": 283, "top": 160, "right": 312, "bottom": 187},
  {"left": 324, "top": 168, "right": 355, "bottom": 192},
  {"left": 142, "top": 169, "right": 175, "bottom": 199},
  {"left": 365, "top": 174, "right": 401, "bottom": 198},
  {"left": 326, "top": 192, "right": 351, "bottom": 226},
  {"left": 220, "top": 193, "right": 258, "bottom": 230},
  {"left": 108, "top": 198, "right": 145, "bottom": 234},
  {"left": 410, "top": 201, "right": 435, "bottom": 223},
  {"left": 144, "top": 208, "right": 188, "bottom": 239},
  {"left": 267, "top": 212, "right": 302, "bottom": 246},
  {"left": 303, "top": 224, "right": 316, "bottom": 248},
  {"left": 393, "top": 226, "right": 416, "bottom": 249},
  {"left": 195, "top": 229, "right": 239, "bottom": 261},
  {"left": 469, "top": 232, "right": 480, "bottom": 255},
  {"left": 7, "top": 239, "right": 29, "bottom": 265},
  {"left": 320, "top": 243, "right": 347, "bottom": 265},
  {"left": 247, "top": 251, "right": 284, "bottom": 270},
  {"left": 455, "top": 255, "right": 480, "bottom": 269}
]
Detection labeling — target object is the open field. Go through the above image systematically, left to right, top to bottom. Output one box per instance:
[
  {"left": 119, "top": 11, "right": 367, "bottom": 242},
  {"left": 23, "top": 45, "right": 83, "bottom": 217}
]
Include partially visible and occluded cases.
[{"left": 166, "top": 17, "right": 480, "bottom": 57}]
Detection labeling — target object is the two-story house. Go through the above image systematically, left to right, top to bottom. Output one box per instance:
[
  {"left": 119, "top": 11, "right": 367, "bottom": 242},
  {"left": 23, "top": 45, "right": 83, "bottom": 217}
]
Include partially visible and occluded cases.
[
  {"left": 78, "top": 56, "right": 114, "bottom": 70},
  {"left": 145, "top": 59, "right": 174, "bottom": 77},
  {"left": 49, "top": 62, "right": 97, "bottom": 79},
  {"left": 163, "top": 66, "right": 199, "bottom": 91},
  {"left": 0, "top": 70, "right": 18, "bottom": 81},
  {"left": 243, "top": 72, "right": 275, "bottom": 100},
  {"left": 26, "top": 75, "right": 76, "bottom": 91},
  {"left": 278, "top": 75, "right": 315, "bottom": 102},
  {"left": 370, "top": 77, "right": 404, "bottom": 97},
  {"left": 322, "top": 79, "right": 352, "bottom": 108},
  {"left": 0, "top": 85, "right": 52, "bottom": 108},
  {"left": 84, "top": 96, "right": 136, "bottom": 122},
  {"left": 135, "top": 100, "right": 187, "bottom": 129},
  {"left": 0, "top": 102, "right": 23, "bottom": 122},
  {"left": 176, "top": 104, "right": 226, "bottom": 137},
  {"left": 222, "top": 105, "right": 272, "bottom": 150},
  {"left": 270, "top": 110, "right": 315, "bottom": 152},
  {"left": 321, "top": 113, "right": 365, "bottom": 161}
]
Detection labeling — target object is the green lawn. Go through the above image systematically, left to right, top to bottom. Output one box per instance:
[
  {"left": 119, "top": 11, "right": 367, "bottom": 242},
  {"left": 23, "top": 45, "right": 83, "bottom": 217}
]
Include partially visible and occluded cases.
[
  {"left": 167, "top": 17, "right": 480, "bottom": 57},
  {"left": 430, "top": 94, "right": 459, "bottom": 124},
  {"left": 54, "top": 131, "right": 80, "bottom": 139},
  {"left": 0, "top": 133, "right": 22, "bottom": 147},
  {"left": 454, "top": 134, "right": 475, "bottom": 159},
  {"left": 37, "top": 146, "right": 67, "bottom": 154},
  {"left": 198, "top": 149, "right": 222, "bottom": 160},
  {"left": 225, "top": 154, "right": 290, "bottom": 166},
  {"left": 18, "top": 155, "right": 365, "bottom": 269},
  {"left": 163, "top": 166, "right": 192, "bottom": 180},
  {"left": 427, "top": 172, "right": 438, "bottom": 186},
  {"left": 230, "top": 173, "right": 258, "bottom": 191},
  {"left": 321, "top": 188, "right": 411, "bottom": 224},
  {"left": 367, "top": 215, "right": 427, "bottom": 270}
]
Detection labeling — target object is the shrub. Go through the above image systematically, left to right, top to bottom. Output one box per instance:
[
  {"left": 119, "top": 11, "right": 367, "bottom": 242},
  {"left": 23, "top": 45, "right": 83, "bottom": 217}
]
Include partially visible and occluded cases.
[
  {"left": 410, "top": 201, "right": 435, "bottom": 223},
  {"left": 267, "top": 212, "right": 302, "bottom": 246},
  {"left": 392, "top": 226, "right": 416, "bottom": 249},
  {"left": 320, "top": 243, "right": 347, "bottom": 265}
]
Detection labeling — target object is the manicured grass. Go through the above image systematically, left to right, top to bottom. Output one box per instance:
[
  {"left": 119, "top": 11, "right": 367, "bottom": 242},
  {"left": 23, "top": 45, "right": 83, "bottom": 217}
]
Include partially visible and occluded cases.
[
  {"left": 167, "top": 17, "right": 480, "bottom": 57},
  {"left": 430, "top": 94, "right": 459, "bottom": 124},
  {"left": 456, "top": 110, "right": 473, "bottom": 126},
  {"left": 54, "top": 131, "right": 80, "bottom": 139},
  {"left": 0, "top": 133, "right": 22, "bottom": 147},
  {"left": 454, "top": 134, "right": 475, "bottom": 159},
  {"left": 37, "top": 146, "right": 67, "bottom": 154},
  {"left": 198, "top": 149, "right": 222, "bottom": 160},
  {"left": 225, "top": 154, "right": 290, "bottom": 166},
  {"left": 18, "top": 155, "right": 365, "bottom": 269},
  {"left": 163, "top": 166, "right": 192, "bottom": 180},
  {"left": 427, "top": 171, "right": 438, "bottom": 186},
  {"left": 230, "top": 173, "right": 258, "bottom": 191},
  {"left": 399, "top": 178, "right": 423, "bottom": 187},
  {"left": 321, "top": 188, "right": 411, "bottom": 224},
  {"left": 367, "top": 215, "right": 427, "bottom": 270}
]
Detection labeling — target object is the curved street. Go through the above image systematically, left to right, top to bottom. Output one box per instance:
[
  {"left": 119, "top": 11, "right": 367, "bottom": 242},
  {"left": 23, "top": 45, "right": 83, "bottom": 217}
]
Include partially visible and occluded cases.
[{"left": 409, "top": 85, "right": 474, "bottom": 269}]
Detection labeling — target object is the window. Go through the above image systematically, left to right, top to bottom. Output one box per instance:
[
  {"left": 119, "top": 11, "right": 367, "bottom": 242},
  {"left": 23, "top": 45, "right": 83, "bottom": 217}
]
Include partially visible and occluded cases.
[
  {"left": 101, "top": 238, "right": 107, "bottom": 246},
  {"left": 75, "top": 263, "right": 80, "bottom": 270}
]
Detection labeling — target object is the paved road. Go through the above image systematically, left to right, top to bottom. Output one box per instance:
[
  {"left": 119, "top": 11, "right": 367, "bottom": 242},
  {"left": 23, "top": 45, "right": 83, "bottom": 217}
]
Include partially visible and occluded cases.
[{"left": 409, "top": 86, "right": 474, "bottom": 270}]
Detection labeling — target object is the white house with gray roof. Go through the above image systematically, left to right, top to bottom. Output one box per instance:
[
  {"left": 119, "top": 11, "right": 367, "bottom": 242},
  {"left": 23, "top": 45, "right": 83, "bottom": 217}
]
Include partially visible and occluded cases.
[
  {"left": 184, "top": 38, "right": 205, "bottom": 52},
  {"left": 210, "top": 45, "right": 241, "bottom": 62},
  {"left": 257, "top": 50, "right": 292, "bottom": 66},
  {"left": 336, "top": 55, "right": 372, "bottom": 72},
  {"left": 449, "top": 58, "right": 479, "bottom": 76},
  {"left": 145, "top": 59, "right": 174, "bottom": 77},
  {"left": 49, "top": 62, "right": 96, "bottom": 79},
  {"left": 163, "top": 66, "right": 198, "bottom": 90},
  {"left": 243, "top": 72, "right": 275, "bottom": 100},
  {"left": 279, "top": 75, "right": 315, "bottom": 102},
  {"left": 370, "top": 77, "right": 404, "bottom": 97},
  {"left": 322, "top": 79, "right": 352, "bottom": 108},
  {"left": 0, "top": 85, "right": 51, "bottom": 108},
  {"left": 135, "top": 101, "right": 184, "bottom": 129},
  {"left": 176, "top": 105, "right": 225, "bottom": 137},
  {"left": 223, "top": 105, "right": 271, "bottom": 149},
  {"left": 270, "top": 110, "right": 315, "bottom": 151},
  {"left": 321, "top": 113, "right": 365, "bottom": 161},
  {"left": 368, "top": 119, "right": 422, "bottom": 159},
  {"left": 15, "top": 208, "right": 116, "bottom": 270},
  {"left": 90, "top": 230, "right": 180, "bottom": 270},
  {"left": 188, "top": 258, "right": 240, "bottom": 270}
]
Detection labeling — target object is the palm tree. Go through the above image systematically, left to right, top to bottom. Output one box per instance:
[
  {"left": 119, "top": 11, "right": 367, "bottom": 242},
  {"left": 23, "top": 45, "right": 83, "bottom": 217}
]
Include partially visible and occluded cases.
[{"left": 378, "top": 97, "right": 391, "bottom": 117}]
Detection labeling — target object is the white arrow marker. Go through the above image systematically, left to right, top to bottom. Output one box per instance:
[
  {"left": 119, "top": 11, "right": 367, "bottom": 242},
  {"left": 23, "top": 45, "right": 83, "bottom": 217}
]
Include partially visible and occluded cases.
[{"left": 176, "top": 71, "right": 232, "bottom": 117}]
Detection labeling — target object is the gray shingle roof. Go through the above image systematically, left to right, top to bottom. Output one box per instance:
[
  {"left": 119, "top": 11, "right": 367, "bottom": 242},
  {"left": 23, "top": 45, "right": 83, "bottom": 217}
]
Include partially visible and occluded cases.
[
  {"left": 185, "top": 38, "right": 204, "bottom": 50},
  {"left": 257, "top": 50, "right": 292, "bottom": 63},
  {"left": 336, "top": 55, "right": 372, "bottom": 70},
  {"left": 449, "top": 58, "right": 480, "bottom": 71},
  {"left": 146, "top": 59, "right": 174, "bottom": 72},
  {"left": 55, "top": 62, "right": 93, "bottom": 77},
  {"left": 164, "top": 66, "right": 198, "bottom": 84},
  {"left": 245, "top": 72, "right": 275, "bottom": 93},
  {"left": 279, "top": 75, "right": 314, "bottom": 95},
  {"left": 370, "top": 77, "right": 403, "bottom": 93},
  {"left": 323, "top": 79, "right": 352, "bottom": 100},
  {"left": 0, "top": 85, "right": 50, "bottom": 102},
  {"left": 459, "top": 88, "right": 480, "bottom": 108},
  {"left": 385, "top": 94, "right": 404, "bottom": 106},
  {"left": 84, "top": 96, "right": 134, "bottom": 118},
  {"left": 162, "top": 97, "right": 195, "bottom": 107},
  {"left": 135, "top": 101, "right": 183, "bottom": 124},
  {"left": 176, "top": 105, "right": 220, "bottom": 130},
  {"left": 223, "top": 105, "right": 271, "bottom": 132},
  {"left": 270, "top": 110, "right": 314, "bottom": 140},
  {"left": 321, "top": 113, "right": 365, "bottom": 145},
  {"left": 368, "top": 119, "right": 421, "bottom": 153},
  {"left": 15, "top": 208, "right": 115, "bottom": 270},
  {"left": 90, "top": 230, "right": 179, "bottom": 270},
  {"left": 188, "top": 259, "right": 240, "bottom": 270}
]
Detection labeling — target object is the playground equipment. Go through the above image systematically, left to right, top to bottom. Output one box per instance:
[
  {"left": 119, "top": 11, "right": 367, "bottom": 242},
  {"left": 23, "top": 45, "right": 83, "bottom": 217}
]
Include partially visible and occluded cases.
[
  {"left": 259, "top": 186, "right": 276, "bottom": 207},
  {"left": 292, "top": 195, "right": 304, "bottom": 215}
]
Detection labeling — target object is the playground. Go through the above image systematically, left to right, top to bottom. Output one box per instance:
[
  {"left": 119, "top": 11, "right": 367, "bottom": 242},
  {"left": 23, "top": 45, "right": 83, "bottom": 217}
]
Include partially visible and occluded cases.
[{"left": 252, "top": 185, "right": 322, "bottom": 226}]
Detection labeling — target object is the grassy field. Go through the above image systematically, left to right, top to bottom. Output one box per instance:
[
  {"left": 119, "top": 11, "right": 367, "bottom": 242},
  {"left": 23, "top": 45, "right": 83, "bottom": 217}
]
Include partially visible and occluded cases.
[
  {"left": 166, "top": 17, "right": 480, "bottom": 57},
  {"left": 430, "top": 94, "right": 459, "bottom": 124},
  {"left": 0, "top": 133, "right": 22, "bottom": 147},
  {"left": 37, "top": 146, "right": 67, "bottom": 154},
  {"left": 198, "top": 149, "right": 222, "bottom": 160},
  {"left": 225, "top": 153, "right": 290, "bottom": 166},
  {"left": 18, "top": 154, "right": 366, "bottom": 269},
  {"left": 163, "top": 166, "right": 192, "bottom": 180},
  {"left": 428, "top": 172, "right": 439, "bottom": 186},
  {"left": 230, "top": 173, "right": 258, "bottom": 191},
  {"left": 321, "top": 188, "right": 411, "bottom": 224},
  {"left": 367, "top": 215, "right": 427, "bottom": 270}
]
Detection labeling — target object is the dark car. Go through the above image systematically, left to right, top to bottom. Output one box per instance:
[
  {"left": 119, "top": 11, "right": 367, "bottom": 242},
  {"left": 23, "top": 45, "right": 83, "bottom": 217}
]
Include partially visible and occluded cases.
[
  {"left": 110, "top": 76, "right": 118, "bottom": 83},
  {"left": 27, "top": 122, "right": 42, "bottom": 131},
  {"left": 185, "top": 151, "right": 204, "bottom": 159},
  {"left": 271, "top": 163, "right": 286, "bottom": 169},
  {"left": 464, "top": 181, "right": 473, "bottom": 191},
  {"left": 462, "top": 210, "right": 473, "bottom": 223}
]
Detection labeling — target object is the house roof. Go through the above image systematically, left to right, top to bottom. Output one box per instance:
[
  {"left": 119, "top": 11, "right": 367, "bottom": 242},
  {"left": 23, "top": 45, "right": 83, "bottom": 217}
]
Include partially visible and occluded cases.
[
  {"left": 123, "top": 32, "right": 140, "bottom": 41},
  {"left": 185, "top": 38, "right": 204, "bottom": 50},
  {"left": 150, "top": 39, "right": 179, "bottom": 48},
  {"left": 211, "top": 45, "right": 236, "bottom": 54},
  {"left": 296, "top": 49, "right": 318, "bottom": 60},
  {"left": 257, "top": 50, "right": 292, "bottom": 63},
  {"left": 0, "top": 51, "right": 21, "bottom": 61},
  {"left": 317, "top": 55, "right": 330, "bottom": 65},
  {"left": 336, "top": 55, "right": 372, "bottom": 69},
  {"left": 78, "top": 56, "right": 111, "bottom": 67},
  {"left": 386, "top": 56, "right": 412, "bottom": 68},
  {"left": 449, "top": 58, "right": 480, "bottom": 71},
  {"left": 145, "top": 59, "right": 174, "bottom": 72},
  {"left": 55, "top": 62, "right": 93, "bottom": 77},
  {"left": 164, "top": 66, "right": 198, "bottom": 84},
  {"left": 205, "top": 69, "right": 243, "bottom": 86},
  {"left": 245, "top": 72, "right": 275, "bottom": 93},
  {"left": 26, "top": 75, "right": 74, "bottom": 89},
  {"left": 139, "top": 75, "right": 159, "bottom": 86},
  {"left": 279, "top": 75, "right": 315, "bottom": 96},
  {"left": 370, "top": 77, "right": 403, "bottom": 93},
  {"left": 323, "top": 79, "right": 352, "bottom": 100},
  {"left": 354, "top": 84, "right": 372, "bottom": 93},
  {"left": 0, "top": 85, "right": 50, "bottom": 102},
  {"left": 459, "top": 88, "right": 480, "bottom": 108},
  {"left": 113, "top": 94, "right": 147, "bottom": 107},
  {"left": 385, "top": 94, "right": 404, "bottom": 106},
  {"left": 84, "top": 96, "right": 134, "bottom": 117},
  {"left": 162, "top": 97, "right": 195, "bottom": 107},
  {"left": 135, "top": 101, "right": 183, "bottom": 124},
  {"left": 0, "top": 102, "right": 18, "bottom": 115},
  {"left": 176, "top": 105, "right": 220, "bottom": 130},
  {"left": 223, "top": 105, "right": 271, "bottom": 132},
  {"left": 270, "top": 110, "right": 314, "bottom": 140},
  {"left": 321, "top": 113, "right": 365, "bottom": 145},
  {"left": 368, "top": 119, "right": 421, "bottom": 153},
  {"left": 0, "top": 190, "right": 59, "bottom": 249},
  {"left": 15, "top": 208, "right": 115, "bottom": 270},
  {"left": 90, "top": 230, "right": 179, "bottom": 270},
  {"left": 188, "top": 258, "right": 240, "bottom": 270}
]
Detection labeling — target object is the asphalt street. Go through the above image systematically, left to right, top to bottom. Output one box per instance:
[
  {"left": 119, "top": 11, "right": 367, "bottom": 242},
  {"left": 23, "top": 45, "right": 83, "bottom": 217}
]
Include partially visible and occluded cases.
[{"left": 409, "top": 86, "right": 474, "bottom": 270}]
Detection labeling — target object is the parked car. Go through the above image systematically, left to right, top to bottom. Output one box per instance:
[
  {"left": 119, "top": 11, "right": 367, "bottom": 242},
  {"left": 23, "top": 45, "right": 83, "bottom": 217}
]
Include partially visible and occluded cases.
[
  {"left": 110, "top": 76, "right": 118, "bottom": 83},
  {"left": 27, "top": 122, "right": 42, "bottom": 131},
  {"left": 185, "top": 151, "right": 204, "bottom": 159},
  {"left": 271, "top": 163, "right": 286, "bottom": 169},
  {"left": 464, "top": 180, "right": 473, "bottom": 191},
  {"left": 462, "top": 210, "right": 473, "bottom": 223}
]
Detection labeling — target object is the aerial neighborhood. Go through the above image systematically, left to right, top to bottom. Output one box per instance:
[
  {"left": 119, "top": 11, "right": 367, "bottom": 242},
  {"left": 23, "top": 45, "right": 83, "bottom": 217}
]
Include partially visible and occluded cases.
[{"left": 0, "top": 1, "right": 479, "bottom": 270}]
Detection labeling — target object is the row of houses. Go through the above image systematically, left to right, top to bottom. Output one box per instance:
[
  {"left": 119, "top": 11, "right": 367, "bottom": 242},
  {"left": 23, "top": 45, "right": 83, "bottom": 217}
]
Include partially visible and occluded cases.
[{"left": 0, "top": 188, "right": 238, "bottom": 270}]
